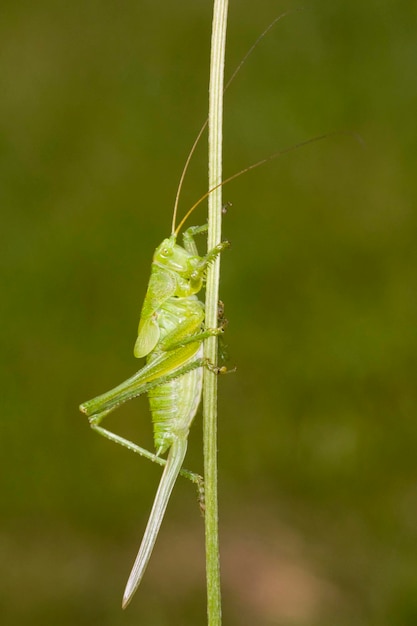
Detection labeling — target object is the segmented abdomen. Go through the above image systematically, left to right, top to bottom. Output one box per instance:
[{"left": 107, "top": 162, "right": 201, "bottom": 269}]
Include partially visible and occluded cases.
[{"left": 148, "top": 344, "right": 203, "bottom": 455}]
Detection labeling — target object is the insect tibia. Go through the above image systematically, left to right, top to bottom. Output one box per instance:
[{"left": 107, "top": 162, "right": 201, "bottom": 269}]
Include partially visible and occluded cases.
[
  {"left": 182, "top": 223, "right": 208, "bottom": 255},
  {"left": 183, "top": 223, "right": 208, "bottom": 239},
  {"left": 197, "top": 240, "right": 230, "bottom": 274},
  {"left": 207, "top": 240, "right": 231, "bottom": 260},
  {"left": 162, "top": 326, "right": 223, "bottom": 353},
  {"left": 122, "top": 437, "right": 188, "bottom": 609},
  {"left": 198, "top": 480, "right": 206, "bottom": 517}
]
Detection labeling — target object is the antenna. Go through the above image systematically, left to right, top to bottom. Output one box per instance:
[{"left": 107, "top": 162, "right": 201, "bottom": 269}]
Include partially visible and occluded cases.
[
  {"left": 170, "top": 10, "right": 300, "bottom": 234},
  {"left": 174, "top": 132, "right": 339, "bottom": 236}
]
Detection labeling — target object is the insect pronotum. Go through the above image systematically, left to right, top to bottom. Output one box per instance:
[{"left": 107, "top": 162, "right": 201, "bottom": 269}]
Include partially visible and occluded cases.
[{"left": 80, "top": 14, "right": 331, "bottom": 609}]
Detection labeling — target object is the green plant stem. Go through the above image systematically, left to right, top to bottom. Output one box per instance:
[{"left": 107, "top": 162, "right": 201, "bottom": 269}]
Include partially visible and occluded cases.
[{"left": 203, "top": 1, "right": 228, "bottom": 625}]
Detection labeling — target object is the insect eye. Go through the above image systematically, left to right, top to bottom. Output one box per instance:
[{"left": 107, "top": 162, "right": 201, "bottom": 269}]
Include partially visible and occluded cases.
[{"left": 161, "top": 247, "right": 171, "bottom": 257}]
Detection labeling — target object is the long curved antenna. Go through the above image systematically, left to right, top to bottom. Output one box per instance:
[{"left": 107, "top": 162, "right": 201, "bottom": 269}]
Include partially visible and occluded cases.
[
  {"left": 224, "top": 9, "right": 301, "bottom": 96},
  {"left": 170, "top": 10, "right": 301, "bottom": 234},
  {"left": 171, "top": 122, "right": 208, "bottom": 234},
  {"left": 174, "top": 132, "right": 338, "bottom": 236}
]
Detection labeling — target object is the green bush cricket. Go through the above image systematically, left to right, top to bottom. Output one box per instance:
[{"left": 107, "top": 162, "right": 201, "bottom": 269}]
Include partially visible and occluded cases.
[
  {"left": 79, "top": 13, "right": 333, "bottom": 608},
  {"left": 79, "top": 16, "right": 282, "bottom": 608},
  {"left": 80, "top": 139, "right": 330, "bottom": 610},
  {"left": 80, "top": 213, "right": 229, "bottom": 607}
]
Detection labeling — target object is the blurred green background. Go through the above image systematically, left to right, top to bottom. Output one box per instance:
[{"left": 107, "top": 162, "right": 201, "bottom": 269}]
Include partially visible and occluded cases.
[{"left": 1, "top": 1, "right": 416, "bottom": 624}]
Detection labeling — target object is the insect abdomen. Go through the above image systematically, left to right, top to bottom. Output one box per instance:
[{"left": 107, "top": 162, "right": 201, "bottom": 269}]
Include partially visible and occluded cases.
[{"left": 149, "top": 345, "right": 203, "bottom": 455}]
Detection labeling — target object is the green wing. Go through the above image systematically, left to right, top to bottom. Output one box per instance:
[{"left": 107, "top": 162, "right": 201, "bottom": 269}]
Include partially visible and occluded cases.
[
  {"left": 134, "top": 267, "right": 176, "bottom": 358},
  {"left": 134, "top": 316, "right": 160, "bottom": 358}
]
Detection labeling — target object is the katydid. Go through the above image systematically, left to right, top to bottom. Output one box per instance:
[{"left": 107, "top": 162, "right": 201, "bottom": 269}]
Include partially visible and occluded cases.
[
  {"left": 80, "top": 12, "right": 333, "bottom": 608},
  {"left": 80, "top": 16, "right": 287, "bottom": 608},
  {"left": 80, "top": 142, "right": 329, "bottom": 610},
  {"left": 80, "top": 221, "right": 229, "bottom": 608}
]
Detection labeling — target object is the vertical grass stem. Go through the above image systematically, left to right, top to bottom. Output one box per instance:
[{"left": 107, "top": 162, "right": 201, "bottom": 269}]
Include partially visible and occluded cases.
[{"left": 203, "top": 1, "right": 229, "bottom": 624}]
